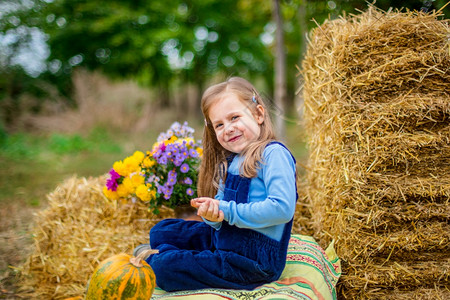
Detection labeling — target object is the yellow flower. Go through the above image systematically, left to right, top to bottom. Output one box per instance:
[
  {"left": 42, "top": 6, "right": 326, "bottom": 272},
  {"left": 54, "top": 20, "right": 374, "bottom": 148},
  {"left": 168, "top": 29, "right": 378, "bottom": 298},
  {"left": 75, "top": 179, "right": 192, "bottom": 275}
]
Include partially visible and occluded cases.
[
  {"left": 164, "top": 135, "right": 178, "bottom": 146},
  {"left": 196, "top": 147, "right": 203, "bottom": 157},
  {"left": 133, "top": 151, "right": 145, "bottom": 162},
  {"left": 114, "top": 154, "right": 142, "bottom": 177},
  {"left": 122, "top": 155, "right": 141, "bottom": 175},
  {"left": 143, "top": 156, "right": 156, "bottom": 168},
  {"left": 113, "top": 161, "right": 127, "bottom": 177},
  {"left": 130, "top": 174, "right": 145, "bottom": 187},
  {"left": 122, "top": 177, "right": 135, "bottom": 194},
  {"left": 116, "top": 184, "right": 129, "bottom": 198},
  {"left": 136, "top": 184, "right": 150, "bottom": 201},
  {"left": 136, "top": 184, "right": 156, "bottom": 202},
  {"left": 103, "top": 186, "right": 118, "bottom": 200},
  {"left": 149, "top": 189, "right": 156, "bottom": 200}
]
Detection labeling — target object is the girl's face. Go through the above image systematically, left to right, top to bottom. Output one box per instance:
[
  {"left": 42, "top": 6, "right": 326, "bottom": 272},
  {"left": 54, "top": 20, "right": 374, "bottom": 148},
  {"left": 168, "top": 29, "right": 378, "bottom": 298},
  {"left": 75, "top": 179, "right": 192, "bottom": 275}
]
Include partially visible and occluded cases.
[{"left": 208, "top": 92, "right": 264, "bottom": 154}]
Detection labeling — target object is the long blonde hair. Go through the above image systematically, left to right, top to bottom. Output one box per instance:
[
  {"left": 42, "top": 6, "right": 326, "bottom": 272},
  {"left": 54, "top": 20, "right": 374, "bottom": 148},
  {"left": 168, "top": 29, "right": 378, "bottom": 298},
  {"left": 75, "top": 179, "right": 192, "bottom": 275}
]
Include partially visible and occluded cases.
[{"left": 198, "top": 77, "right": 276, "bottom": 198}]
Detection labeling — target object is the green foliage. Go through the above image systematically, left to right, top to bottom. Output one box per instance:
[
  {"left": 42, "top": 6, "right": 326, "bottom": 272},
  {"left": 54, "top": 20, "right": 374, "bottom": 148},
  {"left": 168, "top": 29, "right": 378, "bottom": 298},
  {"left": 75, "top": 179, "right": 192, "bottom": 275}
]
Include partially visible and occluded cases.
[
  {"left": 32, "top": 0, "right": 276, "bottom": 91},
  {"left": 0, "top": 123, "right": 7, "bottom": 146},
  {"left": 0, "top": 127, "right": 122, "bottom": 160},
  {"left": 87, "top": 127, "right": 122, "bottom": 153},
  {"left": 0, "top": 128, "right": 125, "bottom": 205},
  {"left": 0, "top": 132, "right": 40, "bottom": 159},
  {"left": 49, "top": 133, "right": 89, "bottom": 154}
]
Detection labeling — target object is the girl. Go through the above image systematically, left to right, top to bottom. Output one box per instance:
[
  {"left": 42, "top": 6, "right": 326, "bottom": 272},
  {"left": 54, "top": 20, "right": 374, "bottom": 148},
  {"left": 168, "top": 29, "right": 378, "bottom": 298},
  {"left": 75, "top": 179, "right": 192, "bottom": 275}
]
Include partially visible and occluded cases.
[{"left": 136, "top": 77, "right": 297, "bottom": 292}]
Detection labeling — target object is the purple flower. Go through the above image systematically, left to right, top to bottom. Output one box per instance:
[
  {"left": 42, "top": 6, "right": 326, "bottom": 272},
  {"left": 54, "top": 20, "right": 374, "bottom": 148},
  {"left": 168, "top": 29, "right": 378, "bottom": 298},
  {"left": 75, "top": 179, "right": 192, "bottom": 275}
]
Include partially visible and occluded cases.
[
  {"left": 165, "top": 144, "right": 175, "bottom": 157},
  {"left": 178, "top": 144, "right": 187, "bottom": 152},
  {"left": 172, "top": 146, "right": 179, "bottom": 155},
  {"left": 189, "top": 148, "right": 199, "bottom": 158},
  {"left": 153, "top": 149, "right": 161, "bottom": 159},
  {"left": 181, "top": 149, "right": 189, "bottom": 160},
  {"left": 158, "top": 154, "right": 168, "bottom": 165},
  {"left": 177, "top": 154, "right": 185, "bottom": 164},
  {"left": 173, "top": 158, "right": 182, "bottom": 167},
  {"left": 180, "top": 163, "right": 189, "bottom": 173},
  {"left": 106, "top": 169, "right": 121, "bottom": 191},
  {"left": 109, "top": 169, "right": 121, "bottom": 179},
  {"left": 167, "top": 170, "right": 177, "bottom": 185},
  {"left": 146, "top": 174, "right": 156, "bottom": 184},
  {"left": 167, "top": 177, "right": 177, "bottom": 185},
  {"left": 184, "top": 177, "right": 193, "bottom": 185},
  {"left": 106, "top": 179, "right": 118, "bottom": 191},
  {"left": 156, "top": 183, "right": 164, "bottom": 194},
  {"left": 162, "top": 184, "right": 174, "bottom": 199},
  {"left": 165, "top": 184, "right": 174, "bottom": 194},
  {"left": 186, "top": 188, "right": 194, "bottom": 196}
]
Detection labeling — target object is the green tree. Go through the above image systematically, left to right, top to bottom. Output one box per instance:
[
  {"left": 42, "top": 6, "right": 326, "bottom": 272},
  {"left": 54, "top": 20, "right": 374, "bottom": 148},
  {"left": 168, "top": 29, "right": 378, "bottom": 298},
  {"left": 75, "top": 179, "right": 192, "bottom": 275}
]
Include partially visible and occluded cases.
[
  {"left": 1, "top": 0, "right": 447, "bottom": 127},
  {"left": 16, "top": 0, "right": 275, "bottom": 110}
]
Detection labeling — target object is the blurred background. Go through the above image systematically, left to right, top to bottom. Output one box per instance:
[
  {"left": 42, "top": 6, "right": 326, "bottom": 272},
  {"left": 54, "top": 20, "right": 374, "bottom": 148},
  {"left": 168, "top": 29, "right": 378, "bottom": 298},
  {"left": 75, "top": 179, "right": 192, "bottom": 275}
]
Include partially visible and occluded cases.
[{"left": 0, "top": 0, "right": 448, "bottom": 295}]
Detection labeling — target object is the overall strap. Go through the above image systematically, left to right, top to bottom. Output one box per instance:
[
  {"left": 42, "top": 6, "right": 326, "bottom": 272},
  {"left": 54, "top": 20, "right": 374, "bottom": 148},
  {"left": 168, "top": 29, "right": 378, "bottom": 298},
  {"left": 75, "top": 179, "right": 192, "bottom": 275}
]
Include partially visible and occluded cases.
[{"left": 225, "top": 155, "right": 235, "bottom": 168}]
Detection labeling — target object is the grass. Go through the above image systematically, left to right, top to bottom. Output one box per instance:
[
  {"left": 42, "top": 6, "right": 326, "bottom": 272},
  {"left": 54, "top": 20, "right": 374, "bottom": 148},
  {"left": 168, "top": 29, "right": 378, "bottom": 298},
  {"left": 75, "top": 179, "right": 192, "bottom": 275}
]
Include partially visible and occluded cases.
[{"left": 0, "top": 128, "right": 128, "bottom": 206}]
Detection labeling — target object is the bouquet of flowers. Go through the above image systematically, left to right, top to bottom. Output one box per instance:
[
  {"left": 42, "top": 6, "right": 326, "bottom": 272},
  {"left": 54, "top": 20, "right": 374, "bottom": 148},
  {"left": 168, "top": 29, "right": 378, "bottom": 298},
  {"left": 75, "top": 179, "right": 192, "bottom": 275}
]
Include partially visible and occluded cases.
[{"left": 103, "top": 122, "right": 202, "bottom": 214}]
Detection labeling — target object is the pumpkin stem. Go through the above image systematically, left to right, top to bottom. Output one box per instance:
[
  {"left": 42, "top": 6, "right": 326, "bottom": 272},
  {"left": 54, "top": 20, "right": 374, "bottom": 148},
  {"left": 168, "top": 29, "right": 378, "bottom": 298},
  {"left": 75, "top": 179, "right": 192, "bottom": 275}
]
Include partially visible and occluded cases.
[{"left": 130, "top": 249, "right": 159, "bottom": 267}]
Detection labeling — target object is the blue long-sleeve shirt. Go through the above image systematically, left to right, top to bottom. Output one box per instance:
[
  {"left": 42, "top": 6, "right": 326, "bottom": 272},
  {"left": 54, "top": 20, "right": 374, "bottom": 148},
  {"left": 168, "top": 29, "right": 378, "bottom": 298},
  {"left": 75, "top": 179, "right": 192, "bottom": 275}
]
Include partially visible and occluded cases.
[{"left": 204, "top": 143, "right": 297, "bottom": 241}]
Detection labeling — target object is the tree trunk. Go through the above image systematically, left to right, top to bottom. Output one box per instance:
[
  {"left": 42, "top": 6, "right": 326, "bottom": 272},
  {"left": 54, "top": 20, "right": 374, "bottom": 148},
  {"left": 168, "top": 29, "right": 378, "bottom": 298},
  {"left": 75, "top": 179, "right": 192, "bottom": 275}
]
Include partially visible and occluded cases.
[
  {"left": 273, "top": 0, "right": 287, "bottom": 140},
  {"left": 296, "top": 0, "right": 308, "bottom": 121},
  {"left": 194, "top": 80, "right": 204, "bottom": 118},
  {"left": 158, "top": 82, "right": 171, "bottom": 109},
  {"left": 179, "top": 85, "right": 190, "bottom": 116}
]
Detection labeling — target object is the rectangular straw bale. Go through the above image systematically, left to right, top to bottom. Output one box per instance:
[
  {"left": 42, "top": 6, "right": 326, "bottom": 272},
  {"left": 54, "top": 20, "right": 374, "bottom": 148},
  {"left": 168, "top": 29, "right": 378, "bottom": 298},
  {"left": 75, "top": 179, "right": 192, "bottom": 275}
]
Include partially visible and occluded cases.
[
  {"left": 300, "top": 5, "right": 449, "bottom": 298},
  {"left": 18, "top": 176, "right": 172, "bottom": 299},
  {"left": 338, "top": 220, "right": 449, "bottom": 260},
  {"left": 342, "top": 258, "right": 449, "bottom": 289},
  {"left": 341, "top": 284, "right": 450, "bottom": 300},
  {"left": 383, "top": 288, "right": 450, "bottom": 300}
]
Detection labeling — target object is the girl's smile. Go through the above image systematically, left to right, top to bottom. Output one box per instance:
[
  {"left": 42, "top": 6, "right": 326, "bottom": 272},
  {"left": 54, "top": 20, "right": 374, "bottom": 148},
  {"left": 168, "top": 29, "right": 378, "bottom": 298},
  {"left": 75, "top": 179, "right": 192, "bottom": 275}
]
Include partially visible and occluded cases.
[
  {"left": 209, "top": 92, "right": 264, "bottom": 154},
  {"left": 228, "top": 135, "right": 241, "bottom": 142}
]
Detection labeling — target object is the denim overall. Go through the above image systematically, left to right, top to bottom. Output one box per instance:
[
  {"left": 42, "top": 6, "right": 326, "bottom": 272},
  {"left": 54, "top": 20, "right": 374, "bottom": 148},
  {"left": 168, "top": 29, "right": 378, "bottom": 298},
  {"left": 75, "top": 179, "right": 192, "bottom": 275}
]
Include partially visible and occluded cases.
[{"left": 146, "top": 142, "right": 297, "bottom": 292}]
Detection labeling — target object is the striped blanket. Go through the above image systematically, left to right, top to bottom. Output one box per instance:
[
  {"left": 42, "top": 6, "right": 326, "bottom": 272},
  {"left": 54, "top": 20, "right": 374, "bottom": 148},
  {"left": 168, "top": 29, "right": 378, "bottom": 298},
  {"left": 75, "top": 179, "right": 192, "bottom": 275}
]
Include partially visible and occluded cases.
[{"left": 151, "top": 234, "right": 341, "bottom": 300}]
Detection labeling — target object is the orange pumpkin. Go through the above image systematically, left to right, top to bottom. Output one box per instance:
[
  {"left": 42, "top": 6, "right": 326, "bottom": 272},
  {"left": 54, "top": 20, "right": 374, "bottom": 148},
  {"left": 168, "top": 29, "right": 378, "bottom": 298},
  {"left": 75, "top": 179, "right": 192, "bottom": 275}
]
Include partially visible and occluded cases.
[{"left": 86, "top": 250, "right": 157, "bottom": 300}]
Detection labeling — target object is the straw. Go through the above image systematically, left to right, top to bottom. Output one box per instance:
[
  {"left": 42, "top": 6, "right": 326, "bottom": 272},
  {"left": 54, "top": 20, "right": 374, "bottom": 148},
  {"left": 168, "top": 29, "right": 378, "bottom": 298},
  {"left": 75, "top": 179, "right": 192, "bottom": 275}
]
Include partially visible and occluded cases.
[{"left": 300, "top": 5, "right": 449, "bottom": 299}]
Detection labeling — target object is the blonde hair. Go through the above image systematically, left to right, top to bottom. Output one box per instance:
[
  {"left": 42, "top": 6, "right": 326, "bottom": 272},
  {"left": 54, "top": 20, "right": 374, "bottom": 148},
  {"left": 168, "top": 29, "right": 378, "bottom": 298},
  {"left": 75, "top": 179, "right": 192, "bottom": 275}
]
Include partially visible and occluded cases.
[{"left": 198, "top": 77, "right": 276, "bottom": 198}]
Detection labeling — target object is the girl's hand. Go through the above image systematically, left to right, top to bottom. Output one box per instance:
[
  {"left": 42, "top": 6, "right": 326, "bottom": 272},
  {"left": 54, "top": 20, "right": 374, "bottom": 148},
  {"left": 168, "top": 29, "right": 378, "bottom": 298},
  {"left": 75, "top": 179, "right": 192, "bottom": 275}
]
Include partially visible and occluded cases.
[
  {"left": 190, "top": 197, "right": 212, "bottom": 208},
  {"left": 191, "top": 198, "right": 224, "bottom": 222}
]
